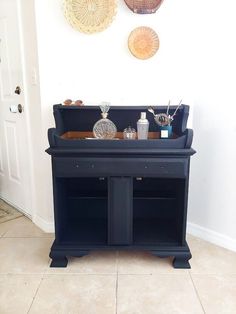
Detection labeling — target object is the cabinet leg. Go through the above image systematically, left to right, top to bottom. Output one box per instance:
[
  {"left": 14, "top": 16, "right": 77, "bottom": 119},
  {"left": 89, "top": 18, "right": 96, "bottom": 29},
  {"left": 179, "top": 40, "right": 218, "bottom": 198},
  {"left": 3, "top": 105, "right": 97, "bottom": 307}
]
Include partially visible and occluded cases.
[
  {"left": 173, "top": 254, "right": 192, "bottom": 269},
  {"left": 50, "top": 256, "right": 68, "bottom": 268}
]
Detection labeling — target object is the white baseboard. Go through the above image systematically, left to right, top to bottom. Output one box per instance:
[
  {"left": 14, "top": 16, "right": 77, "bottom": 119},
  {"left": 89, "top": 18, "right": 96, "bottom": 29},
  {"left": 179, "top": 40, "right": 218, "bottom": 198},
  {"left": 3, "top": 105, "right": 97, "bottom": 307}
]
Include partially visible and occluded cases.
[
  {"left": 33, "top": 214, "right": 54, "bottom": 233},
  {"left": 187, "top": 222, "right": 236, "bottom": 252}
]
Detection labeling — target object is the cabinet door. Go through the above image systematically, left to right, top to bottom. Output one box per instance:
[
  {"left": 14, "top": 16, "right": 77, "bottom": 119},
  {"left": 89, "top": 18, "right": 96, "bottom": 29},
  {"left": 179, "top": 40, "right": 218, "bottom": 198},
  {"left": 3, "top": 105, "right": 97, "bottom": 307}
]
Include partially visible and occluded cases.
[{"left": 108, "top": 177, "right": 133, "bottom": 245}]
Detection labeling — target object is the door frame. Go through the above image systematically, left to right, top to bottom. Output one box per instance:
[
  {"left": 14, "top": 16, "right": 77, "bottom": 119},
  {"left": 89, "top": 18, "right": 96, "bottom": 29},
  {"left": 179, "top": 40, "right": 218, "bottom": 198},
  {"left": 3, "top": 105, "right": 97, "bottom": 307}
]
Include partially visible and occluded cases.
[{"left": 16, "top": 0, "right": 43, "bottom": 221}]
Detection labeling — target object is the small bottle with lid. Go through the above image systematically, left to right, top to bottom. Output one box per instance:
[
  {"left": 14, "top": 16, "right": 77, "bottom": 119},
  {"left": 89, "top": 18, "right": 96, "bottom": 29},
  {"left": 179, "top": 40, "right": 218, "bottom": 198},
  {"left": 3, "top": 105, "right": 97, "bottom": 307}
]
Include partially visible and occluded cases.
[
  {"left": 137, "top": 112, "right": 149, "bottom": 140},
  {"left": 123, "top": 126, "right": 136, "bottom": 140}
]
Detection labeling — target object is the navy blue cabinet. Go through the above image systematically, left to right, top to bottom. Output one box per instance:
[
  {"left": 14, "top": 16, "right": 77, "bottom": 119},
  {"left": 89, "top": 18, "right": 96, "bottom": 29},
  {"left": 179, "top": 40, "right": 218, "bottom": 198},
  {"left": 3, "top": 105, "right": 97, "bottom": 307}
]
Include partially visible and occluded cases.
[{"left": 46, "top": 105, "right": 196, "bottom": 268}]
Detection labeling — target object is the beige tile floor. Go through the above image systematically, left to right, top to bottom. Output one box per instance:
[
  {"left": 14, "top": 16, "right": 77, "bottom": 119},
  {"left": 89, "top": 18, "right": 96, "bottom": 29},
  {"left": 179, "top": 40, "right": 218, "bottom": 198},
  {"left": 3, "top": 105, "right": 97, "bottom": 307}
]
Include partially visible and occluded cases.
[{"left": 0, "top": 216, "right": 236, "bottom": 314}]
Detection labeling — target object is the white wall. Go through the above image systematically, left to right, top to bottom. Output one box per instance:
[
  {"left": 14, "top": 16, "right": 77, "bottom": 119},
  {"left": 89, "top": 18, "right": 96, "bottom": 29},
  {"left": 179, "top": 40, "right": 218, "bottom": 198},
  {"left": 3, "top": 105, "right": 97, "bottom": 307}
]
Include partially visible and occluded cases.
[
  {"left": 17, "top": 0, "right": 45, "bottom": 222},
  {"left": 34, "top": 0, "right": 236, "bottom": 250},
  {"left": 187, "top": 0, "right": 236, "bottom": 249}
]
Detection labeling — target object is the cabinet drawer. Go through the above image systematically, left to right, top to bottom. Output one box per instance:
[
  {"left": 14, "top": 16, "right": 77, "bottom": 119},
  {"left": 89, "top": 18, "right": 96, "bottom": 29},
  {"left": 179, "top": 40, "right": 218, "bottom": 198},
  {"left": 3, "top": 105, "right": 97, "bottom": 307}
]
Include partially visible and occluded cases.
[{"left": 53, "top": 157, "right": 188, "bottom": 178}]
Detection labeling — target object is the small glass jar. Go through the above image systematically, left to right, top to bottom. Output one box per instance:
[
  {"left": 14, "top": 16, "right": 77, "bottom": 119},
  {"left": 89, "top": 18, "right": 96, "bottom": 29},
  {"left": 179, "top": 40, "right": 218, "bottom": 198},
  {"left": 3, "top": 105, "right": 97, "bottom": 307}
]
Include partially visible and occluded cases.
[{"left": 123, "top": 126, "right": 136, "bottom": 140}]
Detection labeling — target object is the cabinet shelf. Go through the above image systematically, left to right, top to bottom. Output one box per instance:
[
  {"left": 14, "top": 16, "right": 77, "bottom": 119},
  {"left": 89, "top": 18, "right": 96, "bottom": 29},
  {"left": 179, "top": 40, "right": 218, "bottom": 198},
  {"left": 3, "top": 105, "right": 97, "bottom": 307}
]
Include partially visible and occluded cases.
[
  {"left": 68, "top": 195, "right": 107, "bottom": 200},
  {"left": 133, "top": 196, "right": 175, "bottom": 200}
]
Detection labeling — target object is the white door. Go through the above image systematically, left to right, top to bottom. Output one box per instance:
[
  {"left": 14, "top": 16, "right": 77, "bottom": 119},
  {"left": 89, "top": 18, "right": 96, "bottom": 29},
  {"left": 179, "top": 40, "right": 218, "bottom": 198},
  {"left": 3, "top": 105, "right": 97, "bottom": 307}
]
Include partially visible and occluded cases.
[{"left": 0, "top": 0, "right": 31, "bottom": 216}]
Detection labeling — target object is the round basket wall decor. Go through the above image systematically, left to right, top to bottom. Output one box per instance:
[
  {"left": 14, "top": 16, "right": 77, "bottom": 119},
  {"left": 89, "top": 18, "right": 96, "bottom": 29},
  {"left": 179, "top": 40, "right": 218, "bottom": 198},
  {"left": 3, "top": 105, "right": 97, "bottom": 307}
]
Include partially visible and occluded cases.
[
  {"left": 63, "top": 0, "right": 117, "bottom": 34},
  {"left": 124, "top": 0, "right": 164, "bottom": 14},
  {"left": 128, "top": 26, "right": 159, "bottom": 60}
]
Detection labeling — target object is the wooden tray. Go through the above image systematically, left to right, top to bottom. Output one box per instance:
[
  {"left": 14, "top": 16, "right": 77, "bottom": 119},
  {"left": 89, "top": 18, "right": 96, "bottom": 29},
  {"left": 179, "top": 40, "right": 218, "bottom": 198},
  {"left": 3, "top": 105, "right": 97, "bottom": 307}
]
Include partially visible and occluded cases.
[{"left": 61, "top": 131, "right": 177, "bottom": 140}]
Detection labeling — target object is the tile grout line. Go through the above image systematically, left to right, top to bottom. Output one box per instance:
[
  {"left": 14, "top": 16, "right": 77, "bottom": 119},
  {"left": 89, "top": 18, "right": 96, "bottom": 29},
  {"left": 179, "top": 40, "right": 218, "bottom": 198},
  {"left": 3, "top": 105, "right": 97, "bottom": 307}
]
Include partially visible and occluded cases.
[
  {"left": 0, "top": 215, "right": 24, "bottom": 225},
  {"left": 0, "top": 218, "right": 24, "bottom": 236},
  {"left": 0, "top": 229, "right": 8, "bottom": 238},
  {"left": 2, "top": 236, "right": 54, "bottom": 239},
  {"left": 115, "top": 251, "right": 119, "bottom": 314},
  {"left": 116, "top": 251, "right": 119, "bottom": 274},
  {"left": 27, "top": 257, "right": 50, "bottom": 313},
  {"left": 189, "top": 271, "right": 206, "bottom": 314},
  {"left": 45, "top": 272, "right": 118, "bottom": 276},
  {"left": 115, "top": 272, "right": 118, "bottom": 314},
  {"left": 27, "top": 275, "right": 44, "bottom": 314}
]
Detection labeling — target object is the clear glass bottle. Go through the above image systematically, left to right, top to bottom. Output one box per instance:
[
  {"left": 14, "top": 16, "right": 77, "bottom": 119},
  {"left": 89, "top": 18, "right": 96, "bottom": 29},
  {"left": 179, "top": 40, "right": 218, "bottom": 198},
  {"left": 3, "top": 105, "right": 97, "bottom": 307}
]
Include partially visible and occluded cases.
[
  {"left": 93, "top": 102, "right": 117, "bottom": 139},
  {"left": 137, "top": 112, "right": 149, "bottom": 139}
]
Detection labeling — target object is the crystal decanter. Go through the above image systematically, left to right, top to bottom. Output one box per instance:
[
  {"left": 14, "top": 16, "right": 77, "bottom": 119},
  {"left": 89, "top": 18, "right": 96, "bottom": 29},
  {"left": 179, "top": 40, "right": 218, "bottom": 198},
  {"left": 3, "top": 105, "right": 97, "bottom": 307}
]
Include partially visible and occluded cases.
[{"left": 93, "top": 102, "right": 117, "bottom": 139}]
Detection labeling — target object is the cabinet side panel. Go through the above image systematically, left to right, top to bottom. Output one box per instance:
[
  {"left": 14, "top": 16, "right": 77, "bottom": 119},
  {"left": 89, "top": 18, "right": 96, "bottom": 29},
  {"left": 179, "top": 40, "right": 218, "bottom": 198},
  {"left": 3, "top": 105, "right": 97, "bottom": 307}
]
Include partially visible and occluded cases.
[
  {"left": 176, "top": 158, "right": 190, "bottom": 244},
  {"left": 52, "top": 177, "right": 67, "bottom": 243}
]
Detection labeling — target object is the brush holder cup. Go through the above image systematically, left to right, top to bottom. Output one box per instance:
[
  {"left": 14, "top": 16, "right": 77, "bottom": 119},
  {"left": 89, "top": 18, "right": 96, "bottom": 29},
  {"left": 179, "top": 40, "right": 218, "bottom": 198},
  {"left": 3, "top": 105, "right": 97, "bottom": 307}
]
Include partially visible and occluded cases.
[{"left": 159, "top": 125, "right": 173, "bottom": 139}]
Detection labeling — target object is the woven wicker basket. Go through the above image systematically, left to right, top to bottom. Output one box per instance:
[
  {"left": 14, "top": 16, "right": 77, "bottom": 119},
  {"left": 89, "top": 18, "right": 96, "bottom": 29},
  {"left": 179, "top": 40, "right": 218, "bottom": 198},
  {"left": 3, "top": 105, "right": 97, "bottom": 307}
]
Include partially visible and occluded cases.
[
  {"left": 63, "top": 0, "right": 117, "bottom": 34},
  {"left": 124, "top": 0, "right": 164, "bottom": 14},
  {"left": 128, "top": 26, "right": 159, "bottom": 60}
]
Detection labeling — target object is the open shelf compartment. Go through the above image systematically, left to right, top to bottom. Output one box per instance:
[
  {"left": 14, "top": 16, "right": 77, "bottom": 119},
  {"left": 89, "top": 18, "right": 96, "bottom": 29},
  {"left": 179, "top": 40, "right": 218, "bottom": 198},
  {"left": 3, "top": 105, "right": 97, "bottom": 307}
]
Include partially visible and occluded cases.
[
  {"left": 55, "top": 177, "right": 108, "bottom": 245},
  {"left": 133, "top": 178, "right": 185, "bottom": 245}
]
